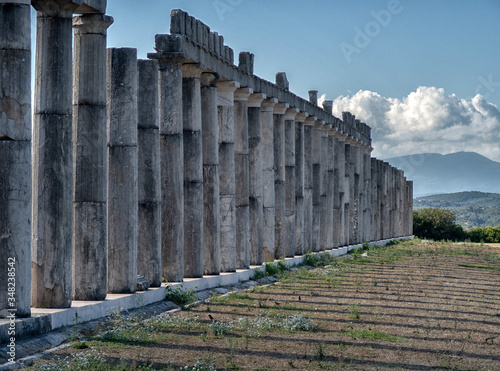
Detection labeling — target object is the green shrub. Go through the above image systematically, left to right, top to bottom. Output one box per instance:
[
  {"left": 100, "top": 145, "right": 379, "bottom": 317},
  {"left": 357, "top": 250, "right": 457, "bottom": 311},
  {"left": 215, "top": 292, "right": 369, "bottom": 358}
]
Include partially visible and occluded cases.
[
  {"left": 413, "top": 208, "right": 466, "bottom": 241},
  {"left": 165, "top": 285, "right": 198, "bottom": 309}
]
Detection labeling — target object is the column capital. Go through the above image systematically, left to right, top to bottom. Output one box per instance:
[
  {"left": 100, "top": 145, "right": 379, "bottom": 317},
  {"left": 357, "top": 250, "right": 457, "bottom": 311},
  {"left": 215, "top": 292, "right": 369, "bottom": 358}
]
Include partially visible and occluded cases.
[
  {"left": 32, "top": 0, "right": 83, "bottom": 17},
  {"left": 72, "top": 14, "right": 113, "bottom": 35},
  {"left": 148, "top": 34, "right": 185, "bottom": 66},
  {"left": 182, "top": 63, "right": 203, "bottom": 78},
  {"left": 200, "top": 72, "right": 220, "bottom": 88},
  {"left": 217, "top": 80, "right": 240, "bottom": 106},
  {"left": 234, "top": 87, "right": 253, "bottom": 101},
  {"left": 248, "top": 93, "right": 266, "bottom": 107},
  {"left": 261, "top": 97, "right": 278, "bottom": 111},
  {"left": 273, "top": 102, "right": 289, "bottom": 115},
  {"left": 284, "top": 107, "right": 299, "bottom": 121},
  {"left": 295, "top": 112, "right": 308, "bottom": 122},
  {"left": 304, "top": 116, "right": 317, "bottom": 126},
  {"left": 313, "top": 120, "right": 325, "bottom": 128},
  {"left": 321, "top": 122, "right": 332, "bottom": 132}
]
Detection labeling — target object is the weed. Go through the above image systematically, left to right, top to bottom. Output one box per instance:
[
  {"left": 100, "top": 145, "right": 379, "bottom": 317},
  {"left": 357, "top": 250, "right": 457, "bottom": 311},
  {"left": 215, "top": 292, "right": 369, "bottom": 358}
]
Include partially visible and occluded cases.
[
  {"left": 265, "top": 262, "right": 279, "bottom": 276},
  {"left": 458, "top": 264, "right": 500, "bottom": 272},
  {"left": 252, "top": 268, "right": 266, "bottom": 279},
  {"left": 165, "top": 285, "right": 199, "bottom": 309},
  {"left": 348, "top": 303, "right": 361, "bottom": 320},
  {"left": 210, "top": 320, "right": 234, "bottom": 336},
  {"left": 344, "top": 328, "right": 405, "bottom": 342},
  {"left": 72, "top": 342, "right": 89, "bottom": 350},
  {"left": 314, "top": 342, "right": 326, "bottom": 361}
]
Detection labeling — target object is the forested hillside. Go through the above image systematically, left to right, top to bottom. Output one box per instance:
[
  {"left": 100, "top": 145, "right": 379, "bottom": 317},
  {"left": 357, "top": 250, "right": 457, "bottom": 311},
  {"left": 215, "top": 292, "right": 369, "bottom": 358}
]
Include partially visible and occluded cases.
[{"left": 414, "top": 191, "right": 500, "bottom": 229}]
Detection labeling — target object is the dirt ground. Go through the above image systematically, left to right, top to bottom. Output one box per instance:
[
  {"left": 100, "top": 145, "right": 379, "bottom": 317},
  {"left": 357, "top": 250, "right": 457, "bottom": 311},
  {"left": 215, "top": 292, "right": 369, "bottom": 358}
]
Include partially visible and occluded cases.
[{"left": 29, "top": 240, "right": 500, "bottom": 370}]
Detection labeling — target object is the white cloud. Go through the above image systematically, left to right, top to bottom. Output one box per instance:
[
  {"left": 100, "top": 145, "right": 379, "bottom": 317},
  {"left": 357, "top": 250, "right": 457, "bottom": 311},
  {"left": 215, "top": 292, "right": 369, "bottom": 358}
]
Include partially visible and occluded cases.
[{"left": 331, "top": 86, "right": 500, "bottom": 162}]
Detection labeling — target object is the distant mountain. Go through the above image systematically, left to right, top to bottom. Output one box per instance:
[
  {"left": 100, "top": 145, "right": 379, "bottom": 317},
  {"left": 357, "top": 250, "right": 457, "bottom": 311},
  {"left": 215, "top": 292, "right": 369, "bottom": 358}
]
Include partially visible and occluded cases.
[
  {"left": 384, "top": 152, "right": 500, "bottom": 197},
  {"left": 414, "top": 191, "right": 500, "bottom": 229}
]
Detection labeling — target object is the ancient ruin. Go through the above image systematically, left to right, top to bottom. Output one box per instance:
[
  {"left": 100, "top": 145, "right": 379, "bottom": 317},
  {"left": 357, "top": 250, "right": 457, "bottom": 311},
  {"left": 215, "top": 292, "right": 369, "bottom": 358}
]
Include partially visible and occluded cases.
[{"left": 0, "top": 1, "right": 413, "bottom": 342}]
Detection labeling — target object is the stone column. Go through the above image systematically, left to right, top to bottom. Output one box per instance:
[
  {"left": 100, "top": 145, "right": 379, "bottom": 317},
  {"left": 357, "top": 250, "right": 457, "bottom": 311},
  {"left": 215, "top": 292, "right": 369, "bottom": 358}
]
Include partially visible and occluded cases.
[
  {"left": 0, "top": 0, "right": 31, "bottom": 317},
  {"left": 31, "top": 0, "right": 82, "bottom": 308},
  {"left": 72, "top": 13, "right": 113, "bottom": 300},
  {"left": 148, "top": 40, "right": 185, "bottom": 282},
  {"left": 107, "top": 48, "right": 138, "bottom": 294},
  {"left": 137, "top": 59, "right": 161, "bottom": 287},
  {"left": 182, "top": 63, "right": 204, "bottom": 278},
  {"left": 201, "top": 72, "right": 220, "bottom": 275},
  {"left": 218, "top": 81, "right": 239, "bottom": 271},
  {"left": 234, "top": 88, "right": 253, "bottom": 268},
  {"left": 248, "top": 93, "right": 266, "bottom": 265},
  {"left": 261, "top": 98, "right": 278, "bottom": 261},
  {"left": 273, "top": 102, "right": 289, "bottom": 259},
  {"left": 284, "top": 108, "right": 298, "bottom": 257},
  {"left": 294, "top": 112, "right": 307, "bottom": 255},
  {"left": 303, "top": 116, "right": 315, "bottom": 253},
  {"left": 312, "top": 120, "right": 323, "bottom": 252},
  {"left": 319, "top": 123, "right": 329, "bottom": 251},
  {"left": 326, "top": 127, "right": 335, "bottom": 249},
  {"left": 333, "top": 132, "right": 346, "bottom": 247},
  {"left": 344, "top": 140, "right": 352, "bottom": 246},
  {"left": 350, "top": 142, "right": 360, "bottom": 245},
  {"left": 362, "top": 147, "right": 372, "bottom": 242},
  {"left": 370, "top": 158, "right": 379, "bottom": 241},
  {"left": 381, "top": 162, "right": 389, "bottom": 239},
  {"left": 408, "top": 180, "right": 414, "bottom": 236}
]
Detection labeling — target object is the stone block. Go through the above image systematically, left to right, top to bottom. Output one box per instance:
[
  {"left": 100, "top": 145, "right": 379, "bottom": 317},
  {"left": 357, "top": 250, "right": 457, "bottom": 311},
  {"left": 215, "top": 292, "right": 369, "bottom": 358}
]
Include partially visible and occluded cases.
[
  {"left": 75, "top": 0, "right": 106, "bottom": 14},
  {"left": 170, "top": 9, "right": 187, "bottom": 35},
  {"left": 0, "top": 49, "right": 31, "bottom": 140},
  {"left": 238, "top": 52, "right": 254, "bottom": 75},
  {"left": 275, "top": 72, "right": 289, "bottom": 91},
  {"left": 73, "top": 104, "right": 107, "bottom": 202},
  {"left": 183, "top": 130, "right": 203, "bottom": 183},
  {"left": 219, "top": 142, "right": 235, "bottom": 195},
  {"left": 235, "top": 154, "right": 249, "bottom": 207},
  {"left": 220, "top": 194, "right": 236, "bottom": 272},
  {"left": 138, "top": 202, "right": 161, "bottom": 287},
  {"left": 136, "top": 276, "right": 150, "bottom": 291}
]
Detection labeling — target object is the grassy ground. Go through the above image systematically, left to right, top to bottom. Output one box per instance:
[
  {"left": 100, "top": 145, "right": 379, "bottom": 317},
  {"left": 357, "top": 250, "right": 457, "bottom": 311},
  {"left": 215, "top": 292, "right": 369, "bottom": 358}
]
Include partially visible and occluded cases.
[{"left": 28, "top": 240, "right": 500, "bottom": 370}]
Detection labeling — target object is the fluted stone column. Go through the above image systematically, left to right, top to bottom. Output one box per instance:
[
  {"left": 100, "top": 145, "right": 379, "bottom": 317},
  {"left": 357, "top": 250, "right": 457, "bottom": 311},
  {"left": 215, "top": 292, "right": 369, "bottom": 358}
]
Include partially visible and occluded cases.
[
  {"left": 0, "top": 0, "right": 31, "bottom": 317},
  {"left": 31, "top": 0, "right": 82, "bottom": 308},
  {"left": 72, "top": 13, "right": 113, "bottom": 299},
  {"left": 148, "top": 40, "right": 185, "bottom": 282},
  {"left": 106, "top": 48, "right": 138, "bottom": 294},
  {"left": 137, "top": 59, "right": 161, "bottom": 287},
  {"left": 182, "top": 63, "right": 204, "bottom": 278},
  {"left": 201, "top": 72, "right": 220, "bottom": 275},
  {"left": 218, "top": 81, "right": 239, "bottom": 271},
  {"left": 234, "top": 88, "right": 253, "bottom": 268},
  {"left": 248, "top": 93, "right": 266, "bottom": 265},
  {"left": 261, "top": 98, "right": 278, "bottom": 261},
  {"left": 273, "top": 102, "right": 289, "bottom": 259},
  {"left": 284, "top": 108, "right": 298, "bottom": 257},
  {"left": 294, "top": 112, "right": 307, "bottom": 255},
  {"left": 303, "top": 116, "right": 315, "bottom": 253},
  {"left": 312, "top": 120, "right": 323, "bottom": 252},
  {"left": 319, "top": 123, "right": 329, "bottom": 251},
  {"left": 326, "top": 127, "right": 335, "bottom": 249},
  {"left": 334, "top": 131, "right": 347, "bottom": 247},
  {"left": 344, "top": 141, "right": 352, "bottom": 246},
  {"left": 350, "top": 142, "right": 360, "bottom": 245},
  {"left": 362, "top": 148, "right": 372, "bottom": 242},
  {"left": 370, "top": 158, "right": 379, "bottom": 241},
  {"left": 381, "top": 162, "right": 389, "bottom": 239},
  {"left": 408, "top": 180, "right": 414, "bottom": 236}
]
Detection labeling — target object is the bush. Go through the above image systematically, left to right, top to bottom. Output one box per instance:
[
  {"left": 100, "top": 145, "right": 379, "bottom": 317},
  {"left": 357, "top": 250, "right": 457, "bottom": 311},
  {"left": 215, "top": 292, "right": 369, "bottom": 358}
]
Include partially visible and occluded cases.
[
  {"left": 413, "top": 208, "right": 466, "bottom": 241},
  {"left": 467, "top": 225, "right": 500, "bottom": 243}
]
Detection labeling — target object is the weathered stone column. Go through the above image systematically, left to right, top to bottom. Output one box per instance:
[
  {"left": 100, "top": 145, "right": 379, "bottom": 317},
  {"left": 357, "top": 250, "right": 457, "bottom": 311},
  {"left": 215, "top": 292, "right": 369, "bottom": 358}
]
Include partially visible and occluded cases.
[
  {"left": 0, "top": 0, "right": 31, "bottom": 317},
  {"left": 31, "top": 0, "right": 82, "bottom": 308},
  {"left": 72, "top": 13, "right": 113, "bottom": 299},
  {"left": 148, "top": 37, "right": 185, "bottom": 282},
  {"left": 107, "top": 47, "right": 138, "bottom": 294},
  {"left": 137, "top": 59, "right": 161, "bottom": 287},
  {"left": 182, "top": 63, "right": 204, "bottom": 278},
  {"left": 201, "top": 72, "right": 220, "bottom": 275},
  {"left": 218, "top": 81, "right": 239, "bottom": 271},
  {"left": 234, "top": 87, "right": 253, "bottom": 268},
  {"left": 248, "top": 93, "right": 266, "bottom": 265},
  {"left": 261, "top": 98, "right": 278, "bottom": 261},
  {"left": 273, "top": 102, "right": 289, "bottom": 259},
  {"left": 284, "top": 108, "right": 298, "bottom": 257},
  {"left": 294, "top": 112, "right": 307, "bottom": 255},
  {"left": 303, "top": 116, "right": 315, "bottom": 252},
  {"left": 312, "top": 120, "right": 323, "bottom": 252},
  {"left": 319, "top": 122, "right": 330, "bottom": 251},
  {"left": 326, "top": 126, "right": 336, "bottom": 249},
  {"left": 333, "top": 131, "right": 347, "bottom": 247},
  {"left": 344, "top": 140, "right": 352, "bottom": 246},
  {"left": 350, "top": 141, "right": 360, "bottom": 245},
  {"left": 362, "top": 147, "right": 372, "bottom": 242},
  {"left": 370, "top": 158, "right": 379, "bottom": 241},
  {"left": 381, "top": 162, "right": 390, "bottom": 239},
  {"left": 408, "top": 180, "right": 414, "bottom": 236}
]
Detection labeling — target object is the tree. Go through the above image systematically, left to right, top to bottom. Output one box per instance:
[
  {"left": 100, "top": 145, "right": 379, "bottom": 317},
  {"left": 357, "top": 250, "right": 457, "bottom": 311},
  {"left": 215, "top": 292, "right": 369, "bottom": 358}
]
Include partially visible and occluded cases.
[{"left": 413, "top": 208, "right": 465, "bottom": 241}]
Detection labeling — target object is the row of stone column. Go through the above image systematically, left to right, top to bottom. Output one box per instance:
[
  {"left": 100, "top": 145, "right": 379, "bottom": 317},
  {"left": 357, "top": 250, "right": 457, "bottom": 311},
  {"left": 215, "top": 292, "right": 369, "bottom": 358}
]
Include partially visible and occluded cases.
[{"left": 0, "top": 2, "right": 413, "bottom": 317}]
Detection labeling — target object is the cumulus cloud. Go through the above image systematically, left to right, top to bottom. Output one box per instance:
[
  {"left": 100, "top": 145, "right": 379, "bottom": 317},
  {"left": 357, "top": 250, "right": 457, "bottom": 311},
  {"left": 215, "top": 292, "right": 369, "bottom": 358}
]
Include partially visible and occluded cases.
[{"left": 330, "top": 86, "right": 500, "bottom": 162}]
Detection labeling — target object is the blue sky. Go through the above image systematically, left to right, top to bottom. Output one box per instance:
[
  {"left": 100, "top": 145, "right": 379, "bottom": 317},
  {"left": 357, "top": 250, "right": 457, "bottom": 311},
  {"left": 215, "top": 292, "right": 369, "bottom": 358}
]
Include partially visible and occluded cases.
[
  {"left": 29, "top": 0, "right": 500, "bottom": 161},
  {"left": 103, "top": 0, "right": 500, "bottom": 161}
]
